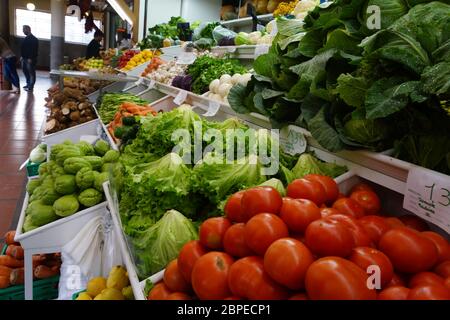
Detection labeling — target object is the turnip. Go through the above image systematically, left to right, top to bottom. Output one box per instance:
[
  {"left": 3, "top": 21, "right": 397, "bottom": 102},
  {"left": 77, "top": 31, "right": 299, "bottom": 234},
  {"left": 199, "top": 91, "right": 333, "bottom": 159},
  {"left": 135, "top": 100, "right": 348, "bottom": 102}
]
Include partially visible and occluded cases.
[
  {"left": 220, "top": 74, "right": 232, "bottom": 84},
  {"left": 209, "top": 79, "right": 220, "bottom": 94},
  {"left": 218, "top": 83, "right": 233, "bottom": 98}
]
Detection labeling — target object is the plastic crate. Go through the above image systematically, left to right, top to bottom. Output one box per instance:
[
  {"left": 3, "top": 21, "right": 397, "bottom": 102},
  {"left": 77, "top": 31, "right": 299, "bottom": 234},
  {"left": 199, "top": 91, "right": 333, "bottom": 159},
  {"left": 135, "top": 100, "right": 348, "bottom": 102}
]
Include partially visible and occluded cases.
[
  {"left": 26, "top": 161, "right": 40, "bottom": 177},
  {"left": 0, "top": 244, "right": 60, "bottom": 300},
  {"left": 0, "top": 276, "right": 59, "bottom": 301}
]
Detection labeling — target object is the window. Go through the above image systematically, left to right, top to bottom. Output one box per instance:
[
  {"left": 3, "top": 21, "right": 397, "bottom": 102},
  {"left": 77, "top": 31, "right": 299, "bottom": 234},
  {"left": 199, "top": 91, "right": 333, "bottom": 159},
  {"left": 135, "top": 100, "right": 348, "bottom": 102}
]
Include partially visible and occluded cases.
[
  {"left": 15, "top": 9, "right": 51, "bottom": 40},
  {"left": 15, "top": 9, "right": 102, "bottom": 44},
  {"left": 64, "top": 16, "right": 102, "bottom": 44}
]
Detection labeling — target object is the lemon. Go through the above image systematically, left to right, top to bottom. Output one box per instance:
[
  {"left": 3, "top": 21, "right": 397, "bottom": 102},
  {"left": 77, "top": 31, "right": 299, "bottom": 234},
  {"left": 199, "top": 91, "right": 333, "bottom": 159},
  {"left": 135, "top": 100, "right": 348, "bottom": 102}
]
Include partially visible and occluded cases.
[
  {"left": 107, "top": 266, "right": 129, "bottom": 291},
  {"left": 86, "top": 277, "right": 107, "bottom": 297},
  {"left": 99, "top": 288, "right": 125, "bottom": 300},
  {"left": 76, "top": 292, "right": 92, "bottom": 300}
]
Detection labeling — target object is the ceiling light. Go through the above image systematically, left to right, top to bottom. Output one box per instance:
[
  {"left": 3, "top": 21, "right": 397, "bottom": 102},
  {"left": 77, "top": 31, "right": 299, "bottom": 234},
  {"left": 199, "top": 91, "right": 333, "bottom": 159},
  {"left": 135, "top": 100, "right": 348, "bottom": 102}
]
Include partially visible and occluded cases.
[
  {"left": 107, "top": 0, "right": 133, "bottom": 25},
  {"left": 26, "top": 3, "right": 35, "bottom": 11}
]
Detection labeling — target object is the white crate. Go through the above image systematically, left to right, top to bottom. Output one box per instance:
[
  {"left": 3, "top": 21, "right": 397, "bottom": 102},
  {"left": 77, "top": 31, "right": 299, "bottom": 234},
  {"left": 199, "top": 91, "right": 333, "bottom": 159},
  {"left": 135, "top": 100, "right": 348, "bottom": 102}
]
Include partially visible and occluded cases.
[
  {"left": 42, "top": 119, "right": 102, "bottom": 149},
  {"left": 14, "top": 192, "right": 108, "bottom": 300}
]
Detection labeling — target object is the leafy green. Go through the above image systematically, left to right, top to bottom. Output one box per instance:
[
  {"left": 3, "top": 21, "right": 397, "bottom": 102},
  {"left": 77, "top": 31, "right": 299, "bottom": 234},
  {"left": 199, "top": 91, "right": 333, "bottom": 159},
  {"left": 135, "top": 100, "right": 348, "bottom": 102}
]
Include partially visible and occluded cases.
[{"left": 133, "top": 209, "right": 197, "bottom": 279}]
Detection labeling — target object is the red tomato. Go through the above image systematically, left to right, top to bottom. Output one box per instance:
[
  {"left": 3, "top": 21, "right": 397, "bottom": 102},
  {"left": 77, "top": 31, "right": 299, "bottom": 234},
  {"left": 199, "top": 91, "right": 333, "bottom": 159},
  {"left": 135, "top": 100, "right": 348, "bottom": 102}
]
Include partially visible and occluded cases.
[
  {"left": 304, "top": 174, "right": 339, "bottom": 205},
  {"left": 287, "top": 178, "right": 327, "bottom": 206},
  {"left": 350, "top": 182, "right": 375, "bottom": 194},
  {"left": 241, "top": 186, "right": 282, "bottom": 220},
  {"left": 350, "top": 190, "right": 381, "bottom": 215},
  {"left": 224, "top": 191, "right": 245, "bottom": 223},
  {"left": 337, "top": 193, "right": 346, "bottom": 199},
  {"left": 279, "top": 198, "right": 321, "bottom": 233},
  {"left": 332, "top": 198, "right": 365, "bottom": 219},
  {"left": 320, "top": 207, "right": 341, "bottom": 218},
  {"left": 244, "top": 213, "right": 289, "bottom": 256},
  {"left": 326, "top": 215, "right": 373, "bottom": 248},
  {"left": 358, "top": 215, "right": 391, "bottom": 245},
  {"left": 399, "top": 215, "right": 429, "bottom": 231},
  {"left": 199, "top": 217, "right": 232, "bottom": 250},
  {"left": 384, "top": 217, "right": 405, "bottom": 229},
  {"left": 305, "top": 218, "right": 354, "bottom": 257},
  {"left": 223, "top": 223, "right": 253, "bottom": 258},
  {"left": 379, "top": 227, "right": 438, "bottom": 273},
  {"left": 422, "top": 231, "right": 450, "bottom": 264},
  {"left": 263, "top": 238, "right": 314, "bottom": 290},
  {"left": 178, "top": 240, "right": 208, "bottom": 283},
  {"left": 349, "top": 247, "right": 393, "bottom": 288},
  {"left": 191, "top": 252, "right": 234, "bottom": 300},
  {"left": 228, "top": 256, "right": 289, "bottom": 300},
  {"left": 305, "top": 257, "right": 377, "bottom": 300},
  {"left": 163, "top": 259, "right": 191, "bottom": 293},
  {"left": 434, "top": 261, "right": 450, "bottom": 278},
  {"left": 409, "top": 272, "right": 445, "bottom": 288},
  {"left": 386, "top": 273, "right": 407, "bottom": 288},
  {"left": 386, "top": 273, "right": 406, "bottom": 288},
  {"left": 445, "top": 277, "right": 450, "bottom": 290},
  {"left": 148, "top": 282, "right": 171, "bottom": 300},
  {"left": 407, "top": 285, "right": 450, "bottom": 300},
  {"left": 378, "top": 286, "right": 410, "bottom": 300},
  {"left": 166, "top": 292, "right": 192, "bottom": 300},
  {"left": 289, "top": 293, "right": 309, "bottom": 300},
  {"left": 224, "top": 296, "right": 241, "bottom": 300}
]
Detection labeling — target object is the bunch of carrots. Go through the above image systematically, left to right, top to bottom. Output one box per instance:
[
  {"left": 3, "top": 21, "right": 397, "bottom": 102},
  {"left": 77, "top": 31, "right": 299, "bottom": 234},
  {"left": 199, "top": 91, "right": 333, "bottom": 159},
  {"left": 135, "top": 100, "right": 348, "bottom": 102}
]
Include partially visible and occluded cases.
[
  {"left": 141, "top": 57, "right": 164, "bottom": 77},
  {"left": 108, "top": 102, "right": 157, "bottom": 141},
  {"left": 0, "top": 231, "right": 61, "bottom": 289}
]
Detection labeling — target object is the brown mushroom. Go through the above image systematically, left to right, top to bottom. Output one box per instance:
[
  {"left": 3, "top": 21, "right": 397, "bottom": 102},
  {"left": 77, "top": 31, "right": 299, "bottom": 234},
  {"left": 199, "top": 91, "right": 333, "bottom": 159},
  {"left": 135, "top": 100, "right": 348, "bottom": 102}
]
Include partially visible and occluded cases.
[{"left": 70, "top": 111, "right": 81, "bottom": 122}]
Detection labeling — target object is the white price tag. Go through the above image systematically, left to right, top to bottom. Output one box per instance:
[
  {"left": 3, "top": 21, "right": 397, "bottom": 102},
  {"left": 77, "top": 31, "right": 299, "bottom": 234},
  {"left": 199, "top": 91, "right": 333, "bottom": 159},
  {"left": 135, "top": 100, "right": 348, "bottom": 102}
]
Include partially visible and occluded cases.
[
  {"left": 254, "top": 45, "right": 270, "bottom": 58},
  {"left": 134, "top": 77, "right": 144, "bottom": 86},
  {"left": 148, "top": 79, "right": 155, "bottom": 89},
  {"left": 174, "top": 90, "right": 188, "bottom": 105},
  {"left": 203, "top": 101, "right": 221, "bottom": 117},
  {"left": 280, "top": 125, "right": 307, "bottom": 156},
  {"left": 403, "top": 167, "right": 450, "bottom": 233}
]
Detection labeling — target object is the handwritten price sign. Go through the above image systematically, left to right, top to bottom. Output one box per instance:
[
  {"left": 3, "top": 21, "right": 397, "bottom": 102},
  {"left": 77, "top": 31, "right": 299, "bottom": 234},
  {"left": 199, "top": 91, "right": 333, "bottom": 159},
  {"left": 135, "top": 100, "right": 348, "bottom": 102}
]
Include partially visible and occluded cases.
[{"left": 403, "top": 167, "right": 450, "bottom": 233}]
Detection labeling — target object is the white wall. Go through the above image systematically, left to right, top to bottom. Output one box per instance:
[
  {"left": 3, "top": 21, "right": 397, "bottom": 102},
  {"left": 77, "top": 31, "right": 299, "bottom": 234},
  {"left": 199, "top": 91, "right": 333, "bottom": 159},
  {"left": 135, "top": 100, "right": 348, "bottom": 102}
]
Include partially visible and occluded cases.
[
  {"left": 146, "top": 0, "right": 182, "bottom": 27},
  {"left": 181, "top": 0, "right": 221, "bottom": 22}
]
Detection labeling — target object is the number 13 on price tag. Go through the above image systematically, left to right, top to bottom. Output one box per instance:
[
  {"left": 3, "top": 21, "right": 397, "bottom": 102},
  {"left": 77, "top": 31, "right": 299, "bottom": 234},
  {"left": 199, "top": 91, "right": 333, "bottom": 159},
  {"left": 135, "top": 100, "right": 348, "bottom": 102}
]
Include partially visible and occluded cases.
[{"left": 403, "top": 167, "right": 450, "bottom": 233}]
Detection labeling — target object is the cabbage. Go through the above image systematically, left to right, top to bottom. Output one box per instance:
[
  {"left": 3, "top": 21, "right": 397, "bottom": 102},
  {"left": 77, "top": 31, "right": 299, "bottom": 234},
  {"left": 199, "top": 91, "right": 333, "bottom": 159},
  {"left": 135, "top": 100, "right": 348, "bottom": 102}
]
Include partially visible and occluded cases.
[
  {"left": 234, "top": 32, "right": 252, "bottom": 46},
  {"left": 30, "top": 145, "right": 46, "bottom": 164},
  {"left": 291, "top": 153, "right": 347, "bottom": 179},
  {"left": 260, "top": 178, "right": 286, "bottom": 197},
  {"left": 133, "top": 209, "right": 198, "bottom": 279}
]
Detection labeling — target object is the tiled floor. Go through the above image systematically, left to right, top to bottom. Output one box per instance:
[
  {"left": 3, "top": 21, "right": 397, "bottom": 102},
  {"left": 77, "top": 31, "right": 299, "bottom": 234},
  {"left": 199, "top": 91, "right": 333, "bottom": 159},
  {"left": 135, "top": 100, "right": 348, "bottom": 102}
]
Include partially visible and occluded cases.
[{"left": 0, "top": 70, "right": 52, "bottom": 236}]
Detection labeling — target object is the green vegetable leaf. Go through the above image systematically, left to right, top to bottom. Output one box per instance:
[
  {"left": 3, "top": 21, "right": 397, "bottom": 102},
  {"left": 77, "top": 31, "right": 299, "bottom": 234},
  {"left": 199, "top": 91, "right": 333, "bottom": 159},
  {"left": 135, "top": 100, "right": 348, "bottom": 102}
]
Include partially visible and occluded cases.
[
  {"left": 422, "top": 62, "right": 450, "bottom": 95},
  {"left": 336, "top": 74, "right": 369, "bottom": 108},
  {"left": 365, "top": 78, "right": 420, "bottom": 119},
  {"left": 308, "top": 107, "right": 345, "bottom": 152}
]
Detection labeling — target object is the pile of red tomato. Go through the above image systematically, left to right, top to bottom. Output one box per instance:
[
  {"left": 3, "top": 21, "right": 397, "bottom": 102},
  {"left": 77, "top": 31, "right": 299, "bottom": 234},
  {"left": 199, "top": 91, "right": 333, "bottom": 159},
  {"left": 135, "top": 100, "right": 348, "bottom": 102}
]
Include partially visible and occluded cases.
[
  {"left": 118, "top": 50, "right": 138, "bottom": 69},
  {"left": 148, "top": 174, "right": 450, "bottom": 300}
]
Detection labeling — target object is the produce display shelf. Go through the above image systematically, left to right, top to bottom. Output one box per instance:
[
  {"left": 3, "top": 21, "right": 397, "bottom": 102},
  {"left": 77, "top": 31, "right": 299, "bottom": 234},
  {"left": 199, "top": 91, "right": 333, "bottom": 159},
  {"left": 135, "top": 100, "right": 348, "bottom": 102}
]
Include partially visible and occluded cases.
[
  {"left": 220, "top": 14, "right": 274, "bottom": 28},
  {"left": 212, "top": 45, "right": 270, "bottom": 60},
  {"left": 49, "top": 70, "right": 139, "bottom": 84},
  {"left": 14, "top": 189, "right": 108, "bottom": 300}
]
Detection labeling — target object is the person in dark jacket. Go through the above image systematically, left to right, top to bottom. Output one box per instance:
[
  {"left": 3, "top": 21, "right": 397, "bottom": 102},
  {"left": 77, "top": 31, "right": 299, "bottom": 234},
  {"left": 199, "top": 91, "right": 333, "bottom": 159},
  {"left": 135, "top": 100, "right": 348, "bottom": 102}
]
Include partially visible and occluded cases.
[
  {"left": 21, "top": 25, "right": 38, "bottom": 92},
  {"left": 86, "top": 30, "right": 104, "bottom": 59},
  {"left": 0, "top": 37, "right": 21, "bottom": 93}
]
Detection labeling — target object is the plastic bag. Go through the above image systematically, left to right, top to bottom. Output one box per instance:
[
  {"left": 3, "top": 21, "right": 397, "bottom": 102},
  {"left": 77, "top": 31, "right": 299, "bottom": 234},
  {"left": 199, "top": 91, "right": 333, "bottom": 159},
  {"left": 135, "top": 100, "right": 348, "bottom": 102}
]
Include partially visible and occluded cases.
[
  {"left": 193, "top": 22, "right": 209, "bottom": 41},
  {"left": 212, "top": 26, "right": 237, "bottom": 43},
  {"left": 58, "top": 212, "right": 123, "bottom": 300}
]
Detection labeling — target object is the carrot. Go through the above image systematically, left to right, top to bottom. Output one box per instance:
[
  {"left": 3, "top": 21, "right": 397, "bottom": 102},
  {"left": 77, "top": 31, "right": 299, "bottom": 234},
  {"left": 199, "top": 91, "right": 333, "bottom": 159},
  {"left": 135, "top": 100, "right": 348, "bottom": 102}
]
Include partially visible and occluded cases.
[
  {"left": 4, "top": 231, "right": 18, "bottom": 245},
  {"left": 6, "top": 245, "right": 24, "bottom": 260},
  {"left": 0, "top": 255, "right": 24, "bottom": 268},
  {"left": 0, "top": 265, "right": 12, "bottom": 278},
  {"left": 34, "top": 265, "right": 59, "bottom": 279},
  {"left": 10, "top": 268, "right": 24, "bottom": 285},
  {"left": 0, "top": 276, "right": 10, "bottom": 289}
]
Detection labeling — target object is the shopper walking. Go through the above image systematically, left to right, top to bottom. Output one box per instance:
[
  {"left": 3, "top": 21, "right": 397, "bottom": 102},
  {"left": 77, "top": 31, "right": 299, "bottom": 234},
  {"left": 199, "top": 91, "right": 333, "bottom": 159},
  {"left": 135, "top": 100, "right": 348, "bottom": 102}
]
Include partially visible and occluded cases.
[
  {"left": 21, "top": 25, "right": 39, "bottom": 92},
  {"left": 86, "top": 30, "right": 104, "bottom": 59},
  {"left": 0, "top": 37, "right": 21, "bottom": 94}
]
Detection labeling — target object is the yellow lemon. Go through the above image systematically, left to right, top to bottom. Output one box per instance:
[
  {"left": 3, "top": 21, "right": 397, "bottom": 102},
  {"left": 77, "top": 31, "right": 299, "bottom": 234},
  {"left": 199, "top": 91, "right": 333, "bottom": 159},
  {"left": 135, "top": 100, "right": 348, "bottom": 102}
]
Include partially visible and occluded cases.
[
  {"left": 86, "top": 277, "right": 107, "bottom": 297},
  {"left": 76, "top": 292, "right": 92, "bottom": 300}
]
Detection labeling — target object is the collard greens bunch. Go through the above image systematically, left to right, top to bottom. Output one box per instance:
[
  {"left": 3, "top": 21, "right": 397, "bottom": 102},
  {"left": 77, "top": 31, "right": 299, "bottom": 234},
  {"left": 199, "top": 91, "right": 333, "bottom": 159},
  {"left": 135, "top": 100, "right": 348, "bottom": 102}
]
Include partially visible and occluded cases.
[{"left": 228, "top": 0, "right": 450, "bottom": 174}]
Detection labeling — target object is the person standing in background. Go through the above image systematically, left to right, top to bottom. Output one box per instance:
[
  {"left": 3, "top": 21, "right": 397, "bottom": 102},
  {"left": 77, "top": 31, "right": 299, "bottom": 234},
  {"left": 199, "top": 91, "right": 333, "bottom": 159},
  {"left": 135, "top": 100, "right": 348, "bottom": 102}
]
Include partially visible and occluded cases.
[
  {"left": 21, "top": 25, "right": 38, "bottom": 92},
  {"left": 86, "top": 30, "right": 104, "bottom": 59},
  {"left": 118, "top": 33, "right": 133, "bottom": 50},
  {"left": 0, "top": 37, "right": 21, "bottom": 94}
]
